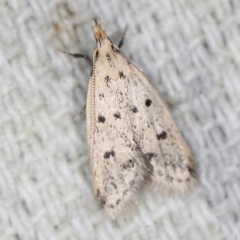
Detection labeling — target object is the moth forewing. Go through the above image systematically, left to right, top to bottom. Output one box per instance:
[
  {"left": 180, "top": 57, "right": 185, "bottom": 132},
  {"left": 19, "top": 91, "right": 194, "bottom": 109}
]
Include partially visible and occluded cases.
[{"left": 85, "top": 19, "right": 197, "bottom": 219}]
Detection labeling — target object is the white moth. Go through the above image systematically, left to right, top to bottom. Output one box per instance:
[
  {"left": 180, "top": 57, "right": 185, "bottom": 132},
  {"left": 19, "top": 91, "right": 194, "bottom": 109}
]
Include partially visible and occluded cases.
[{"left": 75, "top": 19, "right": 197, "bottom": 219}]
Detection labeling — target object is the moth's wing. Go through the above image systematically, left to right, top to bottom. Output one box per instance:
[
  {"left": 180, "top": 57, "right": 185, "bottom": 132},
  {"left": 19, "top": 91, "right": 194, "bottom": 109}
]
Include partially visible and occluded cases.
[
  {"left": 86, "top": 49, "right": 197, "bottom": 219},
  {"left": 127, "top": 62, "right": 197, "bottom": 194},
  {"left": 86, "top": 67, "right": 148, "bottom": 219}
]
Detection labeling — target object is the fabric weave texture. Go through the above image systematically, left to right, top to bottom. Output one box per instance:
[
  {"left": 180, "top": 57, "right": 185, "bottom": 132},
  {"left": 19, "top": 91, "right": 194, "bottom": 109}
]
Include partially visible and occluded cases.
[{"left": 1, "top": 1, "right": 240, "bottom": 239}]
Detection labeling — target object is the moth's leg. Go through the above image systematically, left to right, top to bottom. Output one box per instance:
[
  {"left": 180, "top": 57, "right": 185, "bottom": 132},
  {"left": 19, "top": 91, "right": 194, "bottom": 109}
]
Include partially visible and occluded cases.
[
  {"left": 118, "top": 25, "right": 128, "bottom": 49},
  {"left": 59, "top": 49, "right": 90, "bottom": 118},
  {"left": 59, "top": 50, "right": 92, "bottom": 65},
  {"left": 74, "top": 104, "right": 86, "bottom": 120}
]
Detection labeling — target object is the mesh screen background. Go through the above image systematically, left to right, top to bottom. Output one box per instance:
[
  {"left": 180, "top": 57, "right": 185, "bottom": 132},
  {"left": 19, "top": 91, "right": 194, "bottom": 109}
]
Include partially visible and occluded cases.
[{"left": 1, "top": 1, "right": 240, "bottom": 239}]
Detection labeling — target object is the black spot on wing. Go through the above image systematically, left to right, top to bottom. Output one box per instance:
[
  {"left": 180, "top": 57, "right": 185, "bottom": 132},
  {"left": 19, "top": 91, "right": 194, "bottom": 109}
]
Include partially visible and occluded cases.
[
  {"left": 106, "top": 53, "right": 111, "bottom": 62},
  {"left": 106, "top": 53, "right": 115, "bottom": 68},
  {"left": 119, "top": 71, "right": 126, "bottom": 79},
  {"left": 104, "top": 75, "right": 111, "bottom": 87},
  {"left": 105, "top": 76, "right": 110, "bottom": 81},
  {"left": 99, "top": 93, "right": 104, "bottom": 100},
  {"left": 145, "top": 99, "right": 152, "bottom": 107},
  {"left": 132, "top": 107, "right": 138, "bottom": 113},
  {"left": 113, "top": 112, "right": 121, "bottom": 119},
  {"left": 98, "top": 115, "right": 105, "bottom": 123},
  {"left": 156, "top": 131, "right": 167, "bottom": 140},
  {"left": 104, "top": 150, "right": 115, "bottom": 159},
  {"left": 145, "top": 153, "right": 157, "bottom": 161},
  {"left": 122, "top": 159, "right": 136, "bottom": 169},
  {"left": 99, "top": 195, "right": 106, "bottom": 208}
]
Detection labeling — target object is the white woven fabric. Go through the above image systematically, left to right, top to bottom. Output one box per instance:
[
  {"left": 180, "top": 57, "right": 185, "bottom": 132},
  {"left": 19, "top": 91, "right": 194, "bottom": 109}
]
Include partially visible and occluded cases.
[{"left": 1, "top": 0, "right": 240, "bottom": 239}]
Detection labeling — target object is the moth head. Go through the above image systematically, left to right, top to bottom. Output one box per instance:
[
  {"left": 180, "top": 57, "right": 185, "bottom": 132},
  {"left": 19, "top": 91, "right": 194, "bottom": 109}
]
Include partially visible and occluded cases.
[
  {"left": 92, "top": 19, "right": 107, "bottom": 42},
  {"left": 92, "top": 19, "right": 115, "bottom": 50}
]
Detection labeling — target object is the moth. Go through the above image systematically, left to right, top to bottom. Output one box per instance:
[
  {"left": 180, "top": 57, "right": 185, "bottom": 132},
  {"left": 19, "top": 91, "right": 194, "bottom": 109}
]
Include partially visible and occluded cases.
[{"left": 67, "top": 19, "right": 197, "bottom": 219}]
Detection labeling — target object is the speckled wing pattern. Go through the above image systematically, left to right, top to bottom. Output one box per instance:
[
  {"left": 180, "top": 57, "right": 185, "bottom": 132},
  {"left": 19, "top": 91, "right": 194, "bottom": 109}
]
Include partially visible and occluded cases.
[{"left": 86, "top": 20, "right": 197, "bottom": 219}]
